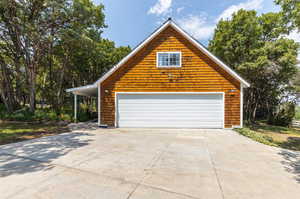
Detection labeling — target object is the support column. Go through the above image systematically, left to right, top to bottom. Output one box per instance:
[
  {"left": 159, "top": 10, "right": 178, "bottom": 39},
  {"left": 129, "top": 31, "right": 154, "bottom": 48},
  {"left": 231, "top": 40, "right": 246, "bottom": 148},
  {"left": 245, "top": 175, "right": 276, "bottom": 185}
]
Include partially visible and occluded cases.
[{"left": 74, "top": 94, "right": 78, "bottom": 123}]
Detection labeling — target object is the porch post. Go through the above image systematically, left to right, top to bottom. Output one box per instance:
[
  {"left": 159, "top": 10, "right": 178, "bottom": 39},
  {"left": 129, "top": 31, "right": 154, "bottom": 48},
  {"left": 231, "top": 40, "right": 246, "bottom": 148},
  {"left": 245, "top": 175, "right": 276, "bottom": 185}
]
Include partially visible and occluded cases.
[{"left": 74, "top": 94, "right": 78, "bottom": 123}]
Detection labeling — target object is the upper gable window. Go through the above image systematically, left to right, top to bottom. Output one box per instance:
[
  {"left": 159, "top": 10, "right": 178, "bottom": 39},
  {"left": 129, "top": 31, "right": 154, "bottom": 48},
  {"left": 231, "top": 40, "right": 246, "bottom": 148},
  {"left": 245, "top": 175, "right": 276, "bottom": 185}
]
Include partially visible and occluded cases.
[{"left": 157, "top": 52, "right": 181, "bottom": 67}]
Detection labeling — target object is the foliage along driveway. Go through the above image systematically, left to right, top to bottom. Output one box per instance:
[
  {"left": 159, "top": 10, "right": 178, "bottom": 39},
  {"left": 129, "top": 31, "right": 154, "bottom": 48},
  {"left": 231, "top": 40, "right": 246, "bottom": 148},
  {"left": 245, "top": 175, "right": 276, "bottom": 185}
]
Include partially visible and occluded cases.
[{"left": 0, "top": 128, "right": 299, "bottom": 199}]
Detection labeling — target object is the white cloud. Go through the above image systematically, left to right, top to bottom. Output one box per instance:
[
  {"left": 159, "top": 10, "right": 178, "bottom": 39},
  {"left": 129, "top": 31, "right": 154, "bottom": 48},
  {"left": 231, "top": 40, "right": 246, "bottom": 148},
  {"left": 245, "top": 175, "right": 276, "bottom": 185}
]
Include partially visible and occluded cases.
[
  {"left": 148, "top": 0, "right": 172, "bottom": 16},
  {"left": 176, "top": 0, "right": 264, "bottom": 41},
  {"left": 216, "top": 0, "right": 263, "bottom": 22},
  {"left": 176, "top": 7, "right": 184, "bottom": 14},
  {"left": 178, "top": 15, "right": 215, "bottom": 40},
  {"left": 286, "top": 30, "right": 300, "bottom": 66},
  {"left": 287, "top": 30, "right": 300, "bottom": 43}
]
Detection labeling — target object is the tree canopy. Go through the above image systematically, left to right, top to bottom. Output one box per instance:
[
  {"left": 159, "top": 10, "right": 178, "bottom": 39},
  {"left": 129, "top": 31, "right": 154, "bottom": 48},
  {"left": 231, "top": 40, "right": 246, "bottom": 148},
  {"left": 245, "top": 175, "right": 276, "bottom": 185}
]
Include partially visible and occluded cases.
[
  {"left": 0, "top": 0, "right": 131, "bottom": 116},
  {"left": 209, "top": 9, "right": 299, "bottom": 123}
]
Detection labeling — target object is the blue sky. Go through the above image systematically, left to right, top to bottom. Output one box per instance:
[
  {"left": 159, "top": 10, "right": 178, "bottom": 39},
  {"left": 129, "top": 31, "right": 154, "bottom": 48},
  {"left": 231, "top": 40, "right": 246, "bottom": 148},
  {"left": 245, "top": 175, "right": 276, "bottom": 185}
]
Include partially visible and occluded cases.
[{"left": 92, "top": 0, "right": 286, "bottom": 47}]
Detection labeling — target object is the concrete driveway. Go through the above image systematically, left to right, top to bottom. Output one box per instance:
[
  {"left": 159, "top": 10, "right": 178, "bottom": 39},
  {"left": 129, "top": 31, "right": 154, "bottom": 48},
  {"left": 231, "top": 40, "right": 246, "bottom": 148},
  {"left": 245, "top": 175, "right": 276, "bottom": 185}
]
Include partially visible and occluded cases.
[{"left": 0, "top": 128, "right": 299, "bottom": 199}]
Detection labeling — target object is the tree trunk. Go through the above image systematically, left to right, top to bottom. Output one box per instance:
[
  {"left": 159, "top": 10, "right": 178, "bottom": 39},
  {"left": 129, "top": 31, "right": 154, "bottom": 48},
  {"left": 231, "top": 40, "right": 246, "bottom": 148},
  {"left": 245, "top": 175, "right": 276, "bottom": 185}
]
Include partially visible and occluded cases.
[
  {"left": 0, "top": 58, "right": 19, "bottom": 112},
  {"left": 29, "top": 69, "right": 36, "bottom": 113}
]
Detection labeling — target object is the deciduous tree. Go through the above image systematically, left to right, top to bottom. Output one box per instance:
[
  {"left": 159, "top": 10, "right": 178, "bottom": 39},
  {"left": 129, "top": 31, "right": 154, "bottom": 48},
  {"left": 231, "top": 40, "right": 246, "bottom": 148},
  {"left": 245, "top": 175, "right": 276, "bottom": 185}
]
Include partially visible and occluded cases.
[{"left": 209, "top": 10, "right": 299, "bottom": 123}]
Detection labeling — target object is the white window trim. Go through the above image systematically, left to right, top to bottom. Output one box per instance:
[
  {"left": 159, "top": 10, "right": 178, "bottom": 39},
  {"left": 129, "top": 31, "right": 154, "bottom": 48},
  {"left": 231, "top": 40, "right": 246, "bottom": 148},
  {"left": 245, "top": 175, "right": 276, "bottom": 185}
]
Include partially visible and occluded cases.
[{"left": 156, "top": 52, "right": 182, "bottom": 68}]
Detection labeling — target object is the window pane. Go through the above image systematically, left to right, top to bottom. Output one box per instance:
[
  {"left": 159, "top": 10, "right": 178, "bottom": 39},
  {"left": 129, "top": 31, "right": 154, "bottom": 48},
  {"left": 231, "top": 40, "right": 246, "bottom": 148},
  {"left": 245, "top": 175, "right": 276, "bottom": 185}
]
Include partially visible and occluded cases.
[
  {"left": 157, "top": 52, "right": 180, "bottom": 67},
  {"left": 158, "top": 53, "right": 169, "bottom": 66},
  {"left": 169, "top": 53, "right": 180, "bottom": 66}
]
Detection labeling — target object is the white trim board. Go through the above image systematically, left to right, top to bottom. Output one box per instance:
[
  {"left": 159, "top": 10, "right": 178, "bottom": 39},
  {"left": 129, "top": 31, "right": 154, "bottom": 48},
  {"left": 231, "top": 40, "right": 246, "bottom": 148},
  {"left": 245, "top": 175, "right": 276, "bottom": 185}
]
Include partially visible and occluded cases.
[
  {"left": 94, "top": 19, "right": 250, "bottom": 88},
  {"left": 156, "top": 51, "right": 182, "bottom": 68},
  {"left": 66, "top": 84, "right": 97, "bottom": 92},
  {"left": 240, "top": 84, "right": 244, "bottom": 128},
  {"left": 115, "top": 92, "right": 225, "bottom": 129}
]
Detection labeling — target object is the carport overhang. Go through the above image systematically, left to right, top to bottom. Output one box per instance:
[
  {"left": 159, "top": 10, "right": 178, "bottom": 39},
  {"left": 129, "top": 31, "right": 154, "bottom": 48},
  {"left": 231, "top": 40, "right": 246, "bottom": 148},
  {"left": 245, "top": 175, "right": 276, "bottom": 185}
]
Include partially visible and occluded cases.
[
  {"left": 66, "top": 84, "right": 98, "bottom": 97},
  {"left": 66, "top": 85, "right": 98, "bottom": 123}
]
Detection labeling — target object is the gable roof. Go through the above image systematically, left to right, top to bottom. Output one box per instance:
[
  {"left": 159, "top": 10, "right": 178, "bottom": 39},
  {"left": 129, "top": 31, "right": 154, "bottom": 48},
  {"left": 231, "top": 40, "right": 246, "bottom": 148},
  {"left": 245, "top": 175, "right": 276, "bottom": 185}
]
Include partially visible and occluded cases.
[
  {"left": 67, "top": 18, "right": 250, "bottom": 95},
  {"left": 94, "top": 18, "right": 250, "bottom": 88}
]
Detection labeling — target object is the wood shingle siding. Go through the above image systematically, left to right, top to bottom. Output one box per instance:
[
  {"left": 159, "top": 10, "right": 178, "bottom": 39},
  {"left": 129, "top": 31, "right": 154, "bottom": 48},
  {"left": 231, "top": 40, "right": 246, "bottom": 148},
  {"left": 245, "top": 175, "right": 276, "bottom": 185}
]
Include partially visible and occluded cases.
[{"left": 100, "top": 26, "right": 241, "bottom": 128}]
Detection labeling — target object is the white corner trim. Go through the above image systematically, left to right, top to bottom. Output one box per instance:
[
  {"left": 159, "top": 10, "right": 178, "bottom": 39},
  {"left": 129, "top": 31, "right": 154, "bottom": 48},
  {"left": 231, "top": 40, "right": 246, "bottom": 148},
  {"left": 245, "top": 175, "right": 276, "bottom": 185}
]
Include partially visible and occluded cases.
[
  {"left": 93, "top": 20, "right": 250, "bottom": 88},
  {"left": 98, "top": 85, "right": 101, "bottom": 126},
  {"left": 240, "top": 85, "right": 244, "bottom": 128}
]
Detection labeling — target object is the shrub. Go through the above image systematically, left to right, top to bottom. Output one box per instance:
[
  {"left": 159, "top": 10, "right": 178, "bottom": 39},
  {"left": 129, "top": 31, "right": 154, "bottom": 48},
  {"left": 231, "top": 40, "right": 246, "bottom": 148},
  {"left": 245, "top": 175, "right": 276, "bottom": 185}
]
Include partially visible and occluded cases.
[
  {"left": 268, "top": 102, "right": 296, "bottom": 127},
  {"left": 0, "top": 103, "right": 94, "bottom": 122},
  {"left": 4, "top": 107, "right": 34, "bottom": 121},
  {"left": 33, "top": 109, "right": 59, "bottom": 121},
  {"left": 48, "top": 111, "right": 59, "bottom": 121},
  {"left": 78, "top": 111, "right": 90, "bottom": 122},
  {"left": 59, "top": 113, "right": 72, "bottom": 122}
]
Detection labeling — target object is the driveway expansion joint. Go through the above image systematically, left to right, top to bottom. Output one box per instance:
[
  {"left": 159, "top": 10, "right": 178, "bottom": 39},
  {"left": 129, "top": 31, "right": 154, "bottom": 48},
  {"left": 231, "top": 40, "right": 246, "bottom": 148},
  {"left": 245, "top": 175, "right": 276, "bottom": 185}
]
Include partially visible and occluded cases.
[
  {"left": 126, "top": 136, "right": 175, "bottom": 199},
  {"left": 204, "top": 141, "right": 225, "bottom": 199}
]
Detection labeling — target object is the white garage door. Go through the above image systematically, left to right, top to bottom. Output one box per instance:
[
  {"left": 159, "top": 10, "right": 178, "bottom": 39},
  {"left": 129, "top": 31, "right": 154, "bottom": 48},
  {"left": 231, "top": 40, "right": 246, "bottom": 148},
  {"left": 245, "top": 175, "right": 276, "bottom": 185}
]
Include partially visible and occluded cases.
[{"left": 116, "top": 93, "right": 224, "bottom": 128}]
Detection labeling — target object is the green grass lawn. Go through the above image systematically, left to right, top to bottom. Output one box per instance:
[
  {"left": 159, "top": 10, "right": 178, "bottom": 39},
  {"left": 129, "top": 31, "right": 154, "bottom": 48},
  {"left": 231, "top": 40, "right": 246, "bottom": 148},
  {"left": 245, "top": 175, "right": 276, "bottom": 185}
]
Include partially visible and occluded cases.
[
  {"left": 0, "top": 121, "right": 69, "bottom": 145},
  {"left": 235, "top": 122, "right": 300, "bottom": 151}
]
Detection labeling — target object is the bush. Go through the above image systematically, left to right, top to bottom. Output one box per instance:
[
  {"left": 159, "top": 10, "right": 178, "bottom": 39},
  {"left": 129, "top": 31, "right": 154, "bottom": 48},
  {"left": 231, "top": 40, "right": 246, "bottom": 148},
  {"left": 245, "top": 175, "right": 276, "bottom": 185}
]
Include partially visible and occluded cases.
[
  {"left": 268, "top": 102, "right": 295, "bottom": 127},
  {"left": 0, "top": 103, "right": 94, "bottom": 122},
  {"left": 0, "top": 107, "right": 63, "bottom": 122},
  {"left": 3, "top": 107, "right": 34, "bottom": 121},
  {"left": 33, "top": 109, "right": 59, "bottom": 121},
  {"left": 77, "top": 111, "right": 90, "bottom": 122},
  {"left": 59, "top": 113, "right": 72, "bottom": 122}
]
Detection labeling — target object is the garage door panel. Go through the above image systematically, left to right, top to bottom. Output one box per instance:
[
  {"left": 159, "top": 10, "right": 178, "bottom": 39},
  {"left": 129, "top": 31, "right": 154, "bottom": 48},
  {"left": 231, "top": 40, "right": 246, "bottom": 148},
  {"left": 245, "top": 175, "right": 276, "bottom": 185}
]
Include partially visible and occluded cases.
[
  {"left": 117, "top": 94, "right": 224, "bottom": 128},
  {"left": 119, "top": 94, "right": 222, "bottom": 100},
  {"left": 119, "top": 100, "right": 223, "bottom": 104},
  {"left": 119, "top": 101, "right": 223, "bottom": 104},
  {"left": 118, "top": 104, "right": 223, "bottom": 111},
  {"left": 119, "top": 110, "right": 223, "bottom": 119},
  {"left": 119, "top": 112, "right": 224, "bottom": 118},
  {"left": 119, "top": 118, "right": 223, "bottom": 123},
  {"left": 118, "top": 121, "right": 223, "bottom": 128}
]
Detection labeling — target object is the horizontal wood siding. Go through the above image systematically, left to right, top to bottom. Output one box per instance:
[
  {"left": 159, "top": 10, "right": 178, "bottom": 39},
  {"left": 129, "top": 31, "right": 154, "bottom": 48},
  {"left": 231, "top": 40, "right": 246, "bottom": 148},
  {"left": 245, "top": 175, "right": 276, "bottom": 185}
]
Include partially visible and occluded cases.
[{"left": 100, "top": 26, "right": 240, "bottom": 128}]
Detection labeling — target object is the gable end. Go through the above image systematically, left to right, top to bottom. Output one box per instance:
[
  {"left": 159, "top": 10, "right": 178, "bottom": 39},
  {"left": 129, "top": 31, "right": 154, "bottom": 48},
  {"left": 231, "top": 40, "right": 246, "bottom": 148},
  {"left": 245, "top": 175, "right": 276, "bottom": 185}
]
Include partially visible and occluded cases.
[{"left": 95, "top": 19, "right": 250, "bottom": 88}]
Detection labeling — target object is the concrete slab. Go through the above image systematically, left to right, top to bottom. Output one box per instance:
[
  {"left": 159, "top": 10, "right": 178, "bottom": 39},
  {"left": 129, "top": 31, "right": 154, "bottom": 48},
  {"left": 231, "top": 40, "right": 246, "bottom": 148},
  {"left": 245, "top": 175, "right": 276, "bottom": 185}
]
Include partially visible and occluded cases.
[
  {"left": 0, "top": 128, "right": 299, "bottom": 199},
  {"left": 0, "top": 154, "right": 65, "bottom": 199},
  {"left": 12, "top": 167, "right": 136, "bottom": 199}
]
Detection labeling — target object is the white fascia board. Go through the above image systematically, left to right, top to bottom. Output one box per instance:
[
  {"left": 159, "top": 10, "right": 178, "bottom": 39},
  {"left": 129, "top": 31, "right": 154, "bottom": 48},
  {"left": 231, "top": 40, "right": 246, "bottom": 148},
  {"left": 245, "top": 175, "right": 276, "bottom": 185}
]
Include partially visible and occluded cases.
[
  {"left": 93, "top": 19, "right": 250, "bottom": 88},
  {"left": 94, "top": 20, "right": 172, "bottom": 86},
  {"left": 169, "top": 21, "right": 250, "bottom": 88},
  {"left": 66, "top": 84, "right": 97, "bottom": 93}
]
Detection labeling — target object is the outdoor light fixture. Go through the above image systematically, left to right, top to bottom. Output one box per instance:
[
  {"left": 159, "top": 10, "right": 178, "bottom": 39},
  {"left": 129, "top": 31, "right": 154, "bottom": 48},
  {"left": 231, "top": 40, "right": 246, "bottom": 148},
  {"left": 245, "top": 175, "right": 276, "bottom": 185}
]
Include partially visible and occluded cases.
[{"left": 228, "top": 89, "right": 236, "bottom": 96}]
